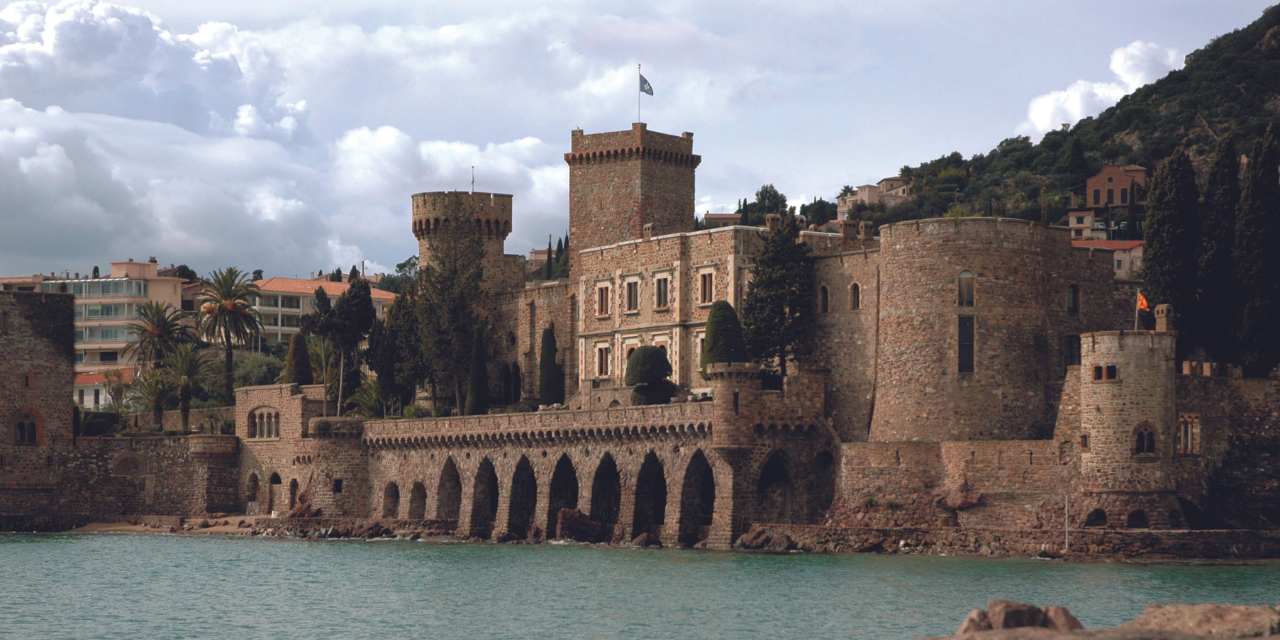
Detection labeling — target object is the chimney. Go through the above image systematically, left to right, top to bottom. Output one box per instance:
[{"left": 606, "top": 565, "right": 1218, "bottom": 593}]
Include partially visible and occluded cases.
[
  {"left": 765, "top": 213, "right": 781, "bottom": 231},
  {"left": 859, "top": 220, "right": 874, "bottom": 240},
  {"left": 643, "top": 222, "right": 654, "bottom": 241},
  {"left": 149, "top": 257, "right": 157, "bottom": 263},
  {"left": 1154, "top": 304, "right": 1173, "bottom": 333}
]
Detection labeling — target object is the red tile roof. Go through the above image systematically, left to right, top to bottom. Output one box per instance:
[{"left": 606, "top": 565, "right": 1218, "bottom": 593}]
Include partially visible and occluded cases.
[
  {"left": 1072, "top": 240, "right": 1144, "bottom": 251},
  {"left": 254, "top": 277, "right": 397, "bottom": 301},
  {"left": 74, "top": 368, "right": 136, "bottom": 387}
]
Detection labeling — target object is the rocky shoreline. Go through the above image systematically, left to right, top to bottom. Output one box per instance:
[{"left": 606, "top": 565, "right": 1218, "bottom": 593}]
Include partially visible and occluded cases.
[{"left": 918, "top": 600, "right": 1280, "bottom": 639}]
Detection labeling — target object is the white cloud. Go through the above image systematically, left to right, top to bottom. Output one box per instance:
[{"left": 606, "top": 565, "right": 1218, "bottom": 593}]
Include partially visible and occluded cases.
[{"left": 1016, "top": 40, "right": 1184, "bottom": 139}]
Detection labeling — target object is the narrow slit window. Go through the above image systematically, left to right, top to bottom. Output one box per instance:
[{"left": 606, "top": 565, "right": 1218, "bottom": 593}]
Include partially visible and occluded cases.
[
  {"left": 958, "top": 271, "right": 975, "bottom": 307},
  {"left": 655, "top": 277, "right": 669, "bottom": 308},
  {"left": 626, "top": 281, "right": 639, "bottom": 312},
  {"left": 850, "top": 283, "right": 861, "bottom": 310},
  {"left": 1067, "top": 284, "right": 1079, "bottom": 314},
  {"left": 819, "top": 286, "right": 829, "bottom": 313},
  {"left": 958, "top": 316, "right": 975, "bottom": 373}
]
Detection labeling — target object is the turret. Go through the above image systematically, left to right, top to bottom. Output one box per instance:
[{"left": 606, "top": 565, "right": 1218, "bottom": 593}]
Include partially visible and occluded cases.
[
  {"left": 411, "top": 190, "right": 515, "bottom": 293},
  {"left": 707, "top": 362, "right": 760, "bottom": 450}
]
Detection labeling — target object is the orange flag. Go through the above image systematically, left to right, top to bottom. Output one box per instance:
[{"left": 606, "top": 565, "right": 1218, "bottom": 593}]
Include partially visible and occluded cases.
[{"left": 1137, "top": 292, "right": 1149, "bottom": 311}]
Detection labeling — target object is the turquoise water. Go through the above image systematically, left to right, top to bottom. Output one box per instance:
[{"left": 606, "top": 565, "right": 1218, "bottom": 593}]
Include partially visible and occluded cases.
[{"left": 2, "top": 535, "right": 1279, "bottom": 639}]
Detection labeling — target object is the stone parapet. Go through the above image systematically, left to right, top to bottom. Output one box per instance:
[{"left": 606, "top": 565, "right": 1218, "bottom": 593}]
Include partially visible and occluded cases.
[{"left": 187, "top": 434, "right": 239, "bottom": 460}]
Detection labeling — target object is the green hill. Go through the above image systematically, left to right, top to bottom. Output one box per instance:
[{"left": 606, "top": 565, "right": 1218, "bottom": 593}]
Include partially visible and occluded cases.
[{"left": 850, "top": 4, "right": 1280, "bottom": 227}]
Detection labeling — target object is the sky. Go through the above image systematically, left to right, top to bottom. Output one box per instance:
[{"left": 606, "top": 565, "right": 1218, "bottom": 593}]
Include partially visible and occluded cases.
[{"left": 0, "top": 0, "right": 1273, "bottom": 278}]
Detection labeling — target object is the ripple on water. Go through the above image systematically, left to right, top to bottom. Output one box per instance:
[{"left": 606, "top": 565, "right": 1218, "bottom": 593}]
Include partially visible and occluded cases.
[{"left": 2, "top": 533, "right": 1279, "bottom": 640}]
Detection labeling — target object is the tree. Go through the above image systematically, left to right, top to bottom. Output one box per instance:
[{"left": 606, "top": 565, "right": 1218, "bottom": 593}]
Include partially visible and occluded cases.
[
  {"left": 1234, "top": 125, "right": 1280, "bottom": 377},
  {"left": 1198, "top": 134, "right": 1241, "bottom": 362},
  {"left": 1058, "top": 138, "right": 1089, "bottom": 186},
  {"left": 1143, "top": 147, "right": 1202, "bottom": 355},
  {"left": 418, "top": 192, "right": 487, "bottom": 408},
  {"left": 799, "top": 198, "right": 838, "bottom": 227},
  {"left": 741, "top": 209, "right": 817, "bottom": 379},
  {"left": 542, "top": 236, "right": 554, "bottom": 280},
  {"left": 378, "top": 256, "right": 419, "bottom": 294},
  {"left": 172, "top": 264, "right": 197, "bottom": 283},
  {"left": 91, "top": 265, "right": 100, "bottom": 278},
  {"left": 349, "top": 265, "right": 360, "bottom": 282},
  {"left": 196, "top": 267, "right": 261, "bottom": 405},
  {"left": 329, "top": 268, "right": 343, "bottom": 282},
  {"left": 251, "top": 269, "right": 264, "bottom": 281},
  {"left": 330, "top": 278, "right": 376, "bottom": 412},
  {"left": 367, "top": 294, "right": 424, "bottom": 411},
  {"left": 123, "top": 301, "right": 194, "bottom": 371},
  {"left": 701, "top": 301, "right": 750, "bottom": 378},
  {"left": 464, "top": 326, "right": 489, "bottom": 415},
  {"left": 538, "top": 326, "right": 564, "bottom": 407},
  {"left": 282, "top": 331, "right": 313, "bottom": 385},
  {"left": 308, "top": 335, "right": 338, "bottom": 407},
  {"left": 163, "top": 344, "right": 212, "bottom": 431},
  {"left": 625, "top": 346, "right": 675, "bottom": 405},
  {"left": 234, "top": 353, "right": 285, "bottom": 387},
  {"left": 102, "top": 368, "right": 129, "bottom": 413},
  {"left": 131, "top": 371, "right": 176, "bottom": 430},
  {"left": 346, "top": 381, "right": 384, "bottom": 418}
]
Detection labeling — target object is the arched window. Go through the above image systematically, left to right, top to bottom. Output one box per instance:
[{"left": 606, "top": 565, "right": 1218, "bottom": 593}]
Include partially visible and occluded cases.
[
  {"left": 958, "top": 271, "right": 974, "bottom": 307},
  {"left": 850, "top": 283, "right": 861, "bottom": 310},
  {"left": 1067, "top": 284, "right": 1079, "bottom": 315},
  {"left": 819, "top": 286, "right": 829, "bottom": 313},
  {"left": 13, "top": 413, "right": 40, "bottom": 446},
  {"left": 247, "top": 413, "right": 257, "bottom": 438},
  {"left": 273, "top": 413, "right": 280, "bottom": 437},
  {"left": 15, "top": 421, "right": 27, "bottom": 445},
  {"left": 1134, "top": 426, "right": 1156, "bottom": 455},
  {"left": 1085, "top": 508, "right": 1107, "bottom": 527},
  {"left": 1126, "top": 510, "right": 1148, "bottom": 529}
]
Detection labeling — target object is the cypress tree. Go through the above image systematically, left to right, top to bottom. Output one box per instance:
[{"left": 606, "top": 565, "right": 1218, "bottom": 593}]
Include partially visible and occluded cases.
[
  {"left": 1234, "top": 125, "right": 1280, "bottom": 377},
  {"left": 1198, "top": 134, "right": 1241, "bottom": 362},
  {"left": 1143, "top": 147, "right": 1201, "bottom": 355},
  {"left": 741, "top": 210, "right": 817, "bottom": 377},
  {"left": 542, "top": 237, "right": 554, "bottom": 280},
  {"left": 348, "top": 265, "right": 360, "bottom": 282},
  {"left": 329, "top": 268, "right": 342, "bottom": 282},
  {"left": 701, "top": 301, "right": 749, "bottom": 378},
  {"left": 538, "top": 325, "right": 564, "bottom": 406},
  {"left": 464, "top": 326, "right": 489, "bottom": 415},
  {"left": 283, "top": 331, "right": 313, "bottom": 385}
]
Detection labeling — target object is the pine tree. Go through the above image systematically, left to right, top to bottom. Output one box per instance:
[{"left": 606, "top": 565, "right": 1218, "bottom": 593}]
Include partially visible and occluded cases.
[
  {"left": 1234, "top": 125, "right": 1280, "bottom": 377},
  {"left": 1198, "top": 134, "right": 1241, "bottom": 362},
  {"left": 1143, "top": 147, "right": 1201, "bottom": 355},
  {"left": 741, "top": 210, "right": 817, "bottom": 378},
  {"left": 348, "top": 265, "right": 360, "bottom": 282},
  {"left": 329, "top": 268, "right": 342, "bottom": 282},
  {"left": 701, "top": 301, "right": 749, "bottom": 378},
  {"left": 538, "top": 325, "right": 564, "bottom": 406},
  {"left": 464, "top": 326, "right": 489, "bottom": 415},
  {"left": 283, "top": 331, "right": 313, "bottom": 385}
]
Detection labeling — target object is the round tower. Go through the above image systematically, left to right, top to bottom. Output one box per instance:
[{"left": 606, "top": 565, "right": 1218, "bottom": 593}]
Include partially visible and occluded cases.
[
  {"left": 411, "top": 190, "right": 514, "bottom": 292},
  {"left": 870, "top": 217, "right": 1072, "bottom": 442},
  {"left": 707, "top": 362, "right": 760, "bottom": 451}
]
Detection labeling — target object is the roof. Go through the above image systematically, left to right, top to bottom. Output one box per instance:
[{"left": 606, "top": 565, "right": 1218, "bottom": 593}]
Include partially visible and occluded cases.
[
  {"left": 703, "top": 212, "right": 742, "bottom": 219},
  {"left": 1072, "top": 240, "right": 1145, "bottom": 251},
  {"left": 253, "top": 277, "right": 397, "bottom": 302},
  {"left": 74, "top": 368, "right": 137, "bottom": 387}
]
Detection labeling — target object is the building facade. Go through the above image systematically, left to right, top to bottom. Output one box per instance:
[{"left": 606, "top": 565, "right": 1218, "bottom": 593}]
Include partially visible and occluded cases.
[{"left": 251, "top": 277, "right": 397, "bottom": 344}]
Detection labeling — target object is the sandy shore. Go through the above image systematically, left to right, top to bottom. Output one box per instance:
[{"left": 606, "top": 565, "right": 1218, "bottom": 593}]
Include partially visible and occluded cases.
[{"left": 71, "top": 517, "right": 261, "bottom": 535}]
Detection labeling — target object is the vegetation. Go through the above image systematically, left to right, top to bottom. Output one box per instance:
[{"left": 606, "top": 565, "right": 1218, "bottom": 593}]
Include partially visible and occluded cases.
[
  {"left": 1234, "top": 125, "right": 1280, "bottom": 377},
  {"left": 1198, "top": 134, "right": 1241, "bottom": 362},
  {"left": 1142, "top": 147, "right": 1201, "bottom": 355},
  {"left": 734, "top": 184, "right": 789, "bottom": 226},
  {"left": 798, "top": 198, "right": 837, "bottom": 227},
  {"left": 741, "top": 210, "right": 817, "bottom": 379},
  {"left": 529, "top": 232, "right": 570, "bottom": 281},
  {"left": 377, "top": 256, "right": 418, "bottom": 294},
  {"left": 196, "top": 267, "right": 261, "bottom": 405},
  {"left": 366, "top": 293, "right": 426, "bottom": 412},
  {"left": 124, "top": 301, "right": 194, "bottom": 370},
  {"left": 700, "top": 301, "right": 749, "bottom": 378},
  {"left": 464, "top": 326, "right": 489, "bottom": 416},
  {"left": 538, "top": 326, "right": 564, "bottom": 407},
  {"left": 282, "top": 332, "right": 313, "bottom": 385},
  {"left": 162, "top": 344, "right": 213, "bottom": 431},
  {"left": 625, "top": 346, "right": 676, "bottom": 405},
  {"left": 234, "top": 353, "right": 285, "bottom": 387},
  {"left": 131, "top": 371, "right": 176, "bottom": 430}
]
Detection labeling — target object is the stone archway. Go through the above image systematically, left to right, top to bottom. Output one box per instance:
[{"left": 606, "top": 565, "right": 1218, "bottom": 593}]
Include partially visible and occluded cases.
[
  {"left": 678, "top": 450, "right": 715, "bottom": 547},
  {"left": 632, "top": 451, "right": 667, "bottom": 539},
  {"left": 756, "top": 452, "right": 795, "bottom": 524},
  {"left": 590, "top": 453, "right": 622, "bottom": 541},
  {"left": 546, "top": 454, "right": 579, "bottom": 539},
  {"left": 507, "top": 456, "right": 538, "bottom": 538},
  {"left": 437, "top": 458, "right": 462, "bottom": 522},
  {"left": 470, "top": 458, "right": 499, "bottom": 539},
  {"left": 288, "top": 479, "right": 299, "bottom": 510},
  {"left": 382, "top": 482, "right": 400, "bottom": 518},
  {"left": 408, "top": 482, "right": 427, "bottom": 519}
]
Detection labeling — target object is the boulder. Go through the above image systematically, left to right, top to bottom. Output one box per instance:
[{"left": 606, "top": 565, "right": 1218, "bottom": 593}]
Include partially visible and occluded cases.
[
  {"left": 556, "top": 509, "right": 602, "bottom": 543},
  {"left": 526, "top": 525, "right": 545, "bottom": 543},
  {"left": 734, "top": 526, "right": 770, "bottom": 550},
  {"left": 631, "top": 532, "right": 662, "bottom": 548},
  {"left": 763, "top": 532, "right": 797, "bottom": 552},
  {"left": 987, "top": 600, "right": 1047, "bottom": 630},
  {"left": 1123, "top": 604, "right": 1280, "bottom": 637},
  {"left": 1043, "top": 607, "right": 1083, "bottom": 632},
  {"left": 957, "top": 609, "right": 993, "bottom": 635}
]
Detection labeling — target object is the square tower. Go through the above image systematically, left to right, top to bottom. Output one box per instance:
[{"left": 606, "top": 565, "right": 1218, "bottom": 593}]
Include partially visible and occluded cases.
[{"left": 565, "top": 123, "right": 700, "bottom": 280}]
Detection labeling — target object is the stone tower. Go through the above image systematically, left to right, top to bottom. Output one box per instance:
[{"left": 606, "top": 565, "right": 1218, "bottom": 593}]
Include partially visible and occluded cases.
[
  {"left": 564, "top": 123, "right": 700, "bottom": 281},
  {"left": 411, "top": 191, "right": 518, "bottom": 293}
]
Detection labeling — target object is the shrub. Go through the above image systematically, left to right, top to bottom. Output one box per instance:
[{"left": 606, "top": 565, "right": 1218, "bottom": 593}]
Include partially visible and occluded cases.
[
  {"left": 701, "top": 301, "right": 749, "bottom": 378},
  {"left": 538, "top": 326, "right": 564, "bottom": 406},
  {"left": 282, "top": 332, "right": 313, "bottom": 385},
  {"left": 626, "top": 346, "right": 675, "bottom": 406},
  {"left": 401, "top": 404, "right": 426, "bottom": 419}
]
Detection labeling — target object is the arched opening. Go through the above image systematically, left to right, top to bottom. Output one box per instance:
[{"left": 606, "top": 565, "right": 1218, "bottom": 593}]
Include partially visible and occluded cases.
[
  {"left": 958, "top": 270, "right": 975, "bottom": 307},
  {"left": 850, "top": 283, "right": 861, "bottom": 310},
  {"left": 819, "top": 286, "right": 829, "bottom": 313},
  {"left": 247, "top": 413, "right": 258, "bottom": 438},
  {"left": 1133, "top": 424, "right": 1157, "bottom": 455},
  {"left": 678, "top": 450, "right": 715, "bottom": 547},
  {"left": 807, "top": 450, "right": 837, "bottom": 523},
  {"left": 632, "top": 452, "right": 667, "bottom": 539},
  {"left": 756, "top": 453, "right": 795, "bottom": 524},
  {"left": 590, "top": 454, "right": 622, "bottom": 540},
  {"left": 546, "top": 455, "right": 579, "bottom": 539},
  {"left": 112, "top": 456, "right": 143, "bottom": 477},
  {"left": 507, "top": 457, "right": 538, "bottom": 538},
  {"left": 437, "top": 458, "right": 462, "bottom": 522},
  {"left": 470, "top": 458, "right": 499, "bottom": 539},
  {"left": 269, "top": 472, "right": 282, "bottom": 485},
  {"left": 246, "top": 474, "right": 260, "bottom": 504},
  {"left": 288, "top": 479, "right": 299, "bottom": 510},
  {"left": 382, "top": 482, "right": 400, "bottom": 518},
  {"left": 408, "top": 482, "right": 427, "bottom": 519},
  {"left": 1085, "top": 508, "right": 1108, "bottom": 527},
  {"left": 1168, "top": 509, "right": 1184, "bottom": 528},
  {"left": 1126, "top": 510, "right": 1149, "bottom": 529}
]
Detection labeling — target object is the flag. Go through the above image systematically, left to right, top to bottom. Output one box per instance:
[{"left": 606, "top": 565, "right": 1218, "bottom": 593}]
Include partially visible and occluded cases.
[
  {"left": 640, "top": 74, "right": 653, "bottom": 96},
  {"left": 1137, "top": 292, "right": 1149, "bottom": 311}
]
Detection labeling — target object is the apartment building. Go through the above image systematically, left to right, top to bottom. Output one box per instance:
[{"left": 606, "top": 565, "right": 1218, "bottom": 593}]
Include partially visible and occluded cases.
[{"left": 252, "top": 277, "right": 397, "bottom": 343}]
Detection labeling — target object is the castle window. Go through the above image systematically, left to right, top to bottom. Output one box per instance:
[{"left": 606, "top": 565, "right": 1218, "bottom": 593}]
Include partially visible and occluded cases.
[
  {"left": 1121, "top": 188, "right": 1128, "bottom": 204},
  {"left": 1093, "top": 189, "right": 1100, "bottom": 205},
  {"left": 1106, "top": 189, "right": 1114, "bottom": 205},
  {"left": 958, "top": 271, "right": 974, "bottom": 307},
  {"left": 700, "top": 272, "right": 714, "bottom": 305},
  {"left": 655, "top": 277, "right": 669, "bottom": 308},
  {"left": 626, "top": 281, "right": 639, "bottom": 312},
  {"left": 850, "top": 283, "right": 861, "bottom": 310},
  {"left": 1067, "top": 285, "right": 1079, "bottom": 315},
  {"left": 596, "top": 286, "right": 611, "bottom": 316},
  {"left": 819, "top": 286, "right": 829, "bottom": 313},
  {"left": 958, "top": 316, "right": 975, "bottom": 374},
  {"left": 1063, "top": 335, "right": 1081, "bottom": 367},
  {"left": 597, "top": 345, "right": 612, "bottom": 377},
  {"left": 1106, "top": 365, "right": 1117, "bottom": 380},
  {"left": 1092, "top": 366, "right": 1103, "bottom": 381},
  {"left": 248, "top": 413, "right": 258, "bottom": 438},
  {"left": 1177, "top": 414, "right": 1201, "bottom": 455},
  {"left": 1134, "top": 428, "right": 1156, "bottom": 455},
  {"left": 1080, "top": 434, "right": 1089, "bottom": 449},
  {"left": 333, "top": 479, "right": 343, "bottom": 494}
]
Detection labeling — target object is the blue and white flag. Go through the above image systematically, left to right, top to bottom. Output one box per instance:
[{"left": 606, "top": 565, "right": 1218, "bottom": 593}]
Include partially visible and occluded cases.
[{"left": 640, "top": 74, "right": 654, "bottom": 96}]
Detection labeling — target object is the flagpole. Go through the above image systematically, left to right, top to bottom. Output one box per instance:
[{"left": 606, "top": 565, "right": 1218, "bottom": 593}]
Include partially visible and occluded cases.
[{"left": 638, "top": 63, "right": 641, "bottom": 123}]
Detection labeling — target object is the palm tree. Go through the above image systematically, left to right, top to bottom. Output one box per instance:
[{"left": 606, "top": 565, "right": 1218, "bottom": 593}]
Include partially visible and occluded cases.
[
  {"left": 197, "top": 267, "right": 261, "bottom": 405},
  {"left": 123, "top": 301, "right": 194, "bottom": 371},
  {"left": 308, "top": 336, "right": 338, "bottom": 416},
  {"left": 163, "top": 344, "right": 213, "bottom": 432},
  {"left": 131, "top": 372, "right": 177, "bottom": 430},
  {"left": 346, "top": 381, "right": 384, "bottom": 418}
]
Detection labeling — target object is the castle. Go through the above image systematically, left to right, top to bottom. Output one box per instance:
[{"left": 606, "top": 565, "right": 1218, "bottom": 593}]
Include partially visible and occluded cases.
[{"left": 4, "top": 123, "right": 1279, "bottom": 555}]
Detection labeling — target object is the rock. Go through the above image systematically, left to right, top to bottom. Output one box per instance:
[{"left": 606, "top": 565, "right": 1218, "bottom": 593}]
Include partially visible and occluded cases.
[
  {"left": 286, "top": 501, "right": 321, "bottom": 519},
  {"left": 556, "top": 508, "right": 602, "bottom": 543},
  {"left": 198, "top": 519, "right": 210, "bottom": 528},
  {"left": 527, "top": 525, "right": 545, "bottom": 543},
  {"left": 734, "top": 525, "right": 770, "bottom": 550},
  {"left": 496, "top": 530, "right": 524, "bottom": 543},
  {"left": 631, "top": 532, "right": 662, "bottom": 548},
  {"left": 763, "top": 532, "right": 797, "bottom": 552},
  {"left": 856, "top": 538, "right": 885, "bottom": 553},
  {"left": 987, "top": 600, "right": 1047, "bottom": 629},
  {"left": 1123, "top": 603, "right": 1280, "bottom": 637},
  {"left": 1043, "top": 606, "right": 1083, "bottom": 631},
  {"left": 957, "top": 609, "right": 993, "bottom": 635}
]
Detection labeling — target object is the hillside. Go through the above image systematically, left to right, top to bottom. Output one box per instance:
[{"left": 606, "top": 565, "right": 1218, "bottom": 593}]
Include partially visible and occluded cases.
[{"left": 847, "top": 4, "right": 1280, "bottom": 228}]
